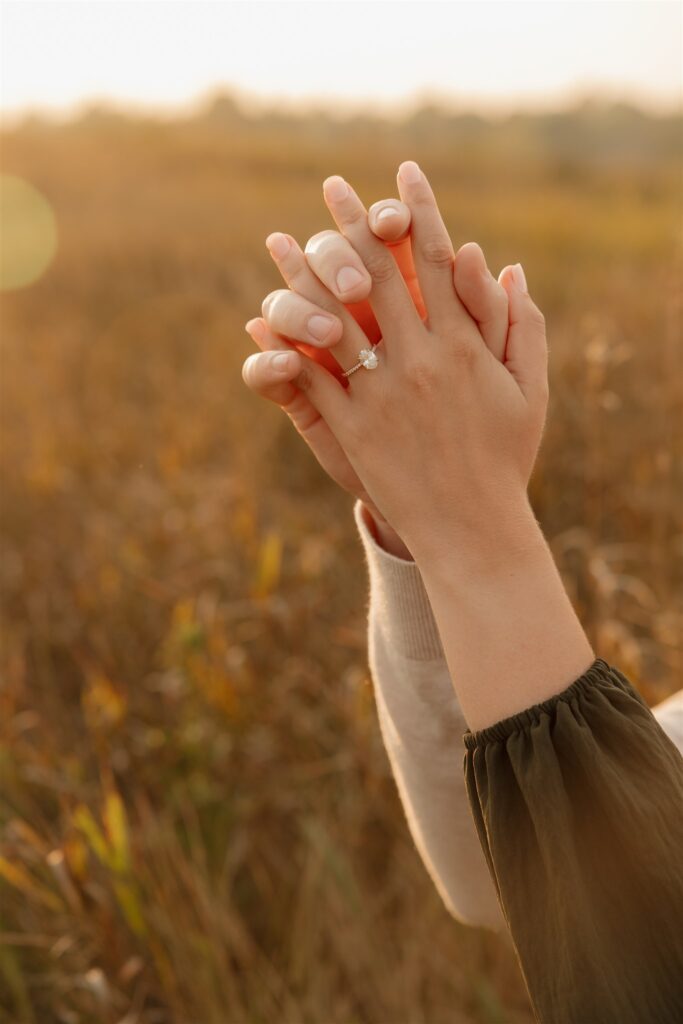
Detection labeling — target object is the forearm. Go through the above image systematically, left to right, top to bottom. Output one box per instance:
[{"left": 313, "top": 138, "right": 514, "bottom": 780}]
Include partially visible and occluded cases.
[{"left": 414, "top": 497, "right": 595, "bottom": 732}]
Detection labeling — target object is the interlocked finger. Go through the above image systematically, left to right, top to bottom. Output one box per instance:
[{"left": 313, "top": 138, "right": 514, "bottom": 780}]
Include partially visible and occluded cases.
[
  {"left": 396, "top": 160, "right": 471, "bottom": 333},
  {"left": 322, "top": 176, "right": 423, "bottom": 351},
  {"left": 265, "top": 231, "right": 374, "bottom": 373},
  {"left": 244, "top": 316, "right": 351, "bottom": 441}
]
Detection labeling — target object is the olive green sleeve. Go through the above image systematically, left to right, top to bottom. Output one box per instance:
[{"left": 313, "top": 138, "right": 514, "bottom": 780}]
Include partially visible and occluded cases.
[{"left": 464, "top": 658, "right": 683, "bottom": 1024}]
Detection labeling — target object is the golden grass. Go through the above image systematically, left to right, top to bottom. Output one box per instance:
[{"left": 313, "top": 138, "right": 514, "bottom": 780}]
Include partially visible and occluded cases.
[{"left": 0, "top": 97, "right": 681, "bottom": 1022}]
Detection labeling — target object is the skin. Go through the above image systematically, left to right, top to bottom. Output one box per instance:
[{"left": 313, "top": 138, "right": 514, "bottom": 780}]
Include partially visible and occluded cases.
[
  {"left": 243, "top": 162, "right": 594, "bottom": 731},
  {"left": 244, "top": 199, "right": 510, "bottom": 559}
]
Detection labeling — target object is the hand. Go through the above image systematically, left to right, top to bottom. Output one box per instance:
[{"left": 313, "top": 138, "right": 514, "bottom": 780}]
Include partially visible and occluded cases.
[
  {"left": 245, "top": 162, "right": 592, "bottom": 729},
  {"left": 254, "top": 162, "right": 548, "bottom": 569},
  {"left": 244, "top": 187, "right": 518, "bottom": 562},
  {"left": 242, "top": 197, "right": 423, "bottom": 545}
]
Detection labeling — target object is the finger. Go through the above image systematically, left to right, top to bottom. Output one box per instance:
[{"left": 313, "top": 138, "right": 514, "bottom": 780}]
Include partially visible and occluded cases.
[
  {"left": 396, "top": 160, "right": 468, "bottom": 331},
  {"left": 322, "top": 175, "right": 423, "bottom": 345},
  {"left": 367, "top": 199, "right": 426, "bottom": 321},
  {"left": 368, "top": 199, "right": 411, "bottom": 244},
  {"left": 303, "top": 215, "right": 424, "bottom": 338},
  {"left": 303, "top": 229, "right": 372, "bottom": 303},
  {"left": 265, "top": 231, "right": 372, "bottom": 369},
  {"left": 383, "top": 234, "right": 426, "bottom": 321},
  {"left": 453, "top": 242, "right": 509, "bottom": 361},
  {"left": 498, "top": 263, "right": 548, "bottom": 407},
  {"left": 261, "top": 288, "right": 343, "bottom": 348},
  {"left": 245, "top": 316, "right": 351, "bottom": 438},
  {"left": 243, "top": 317, "right": 327, "bottom": 433},
  {"left": 246, "top": 317, "right": 344, "bottom": 416},
  {"left": 244, "top": 318, "right": 365, "bottom": 495},
  {"left": 243, "top": 320, "right": 303, "bottom": 398}
]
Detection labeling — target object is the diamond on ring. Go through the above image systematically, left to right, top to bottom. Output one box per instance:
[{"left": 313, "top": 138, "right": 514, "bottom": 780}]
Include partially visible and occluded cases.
[
  {"left": 342, "top": 343, "right": 380, "bottom": 378},
  {"left": 359, "top": 347, "right": 378, "bottom": 369}
]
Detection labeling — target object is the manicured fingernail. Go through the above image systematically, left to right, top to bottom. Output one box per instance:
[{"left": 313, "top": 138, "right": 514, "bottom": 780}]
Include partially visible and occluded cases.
[
  {"left": 399, "top": 160, "right": 422, "bottom": 184},
  {"left": 323, "top": 176, "right": 349, "bottom": 202},
  {"left": 376, "top": 205, "right": 399, "bottom": 221},
  {"left": 266, "top": 233, "right": 290, "bottom": 259},
  {"left": 511, "top": 262, "right": 528, "bottom": 293},
  {"left": 336, "top": 266, "right": 364, "bottom": 293},
  {"left": 308, "top": 314, "right": 336, "bottom": 341},
  {"left": 245, "top": 318, "right": 265, "bottom": 340},
  {"left": 271, "top": 352, "right": 292, "bottom": 372}
]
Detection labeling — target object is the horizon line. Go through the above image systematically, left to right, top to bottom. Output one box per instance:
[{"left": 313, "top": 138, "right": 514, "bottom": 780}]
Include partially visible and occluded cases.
[{"left": 2, "top": 81, "right": 682, "bottom": 130}]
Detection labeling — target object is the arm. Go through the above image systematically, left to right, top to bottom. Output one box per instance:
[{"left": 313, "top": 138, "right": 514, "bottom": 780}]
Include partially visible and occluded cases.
[
  {"left": 248, "top": 164, "right": 683, "bottom": 1020},
  {"left": 410, "top": 487, "right": 683, "bottom": 1021},
  {"left": 358, "top": 495, "right": 683, "bottom": 952},
  {"left": 353, "top": 498, "right": 505, "bottom": 930},
  {"left": 417, "top": 499, "right": 595, "bottom": 732}
]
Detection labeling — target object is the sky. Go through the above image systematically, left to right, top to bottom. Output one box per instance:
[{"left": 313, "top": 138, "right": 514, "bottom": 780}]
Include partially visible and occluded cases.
[{"left": 1, "top": 0, "right": 682, "bottom": 121}]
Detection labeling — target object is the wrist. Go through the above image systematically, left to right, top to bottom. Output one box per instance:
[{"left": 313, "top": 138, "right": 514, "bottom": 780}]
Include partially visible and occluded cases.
[
  {"left": 410, "top": 491, "right": 542, "bottom": 582},
  {"left": 416, "top": 507, "right": 595, "bottom": 731}
]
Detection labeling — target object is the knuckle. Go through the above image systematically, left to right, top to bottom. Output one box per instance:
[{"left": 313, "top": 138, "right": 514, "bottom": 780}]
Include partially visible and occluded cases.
[
  {"left": 411, "top": 187, "right": 434, "bottom": 208},
  {"left": 342, "top": 205, "right": 366, "bottom": 228},
  {"left": 421, "top": 237, "right": 455, "bottom": 268},
  {"left": 363, "top": 252, "right": 396, "bottom": 286},
  {"left": 285, "top": 258, "right": 309, "bottom": 289},
  {"left": 492, "top": 284, "right": 509, "bottom": 312},
  {"left": 481, "top": 286, "right": 508, "bottom": 324},
  {"left": 314, "top": 297, "right": 342, "bottom": 320},
  {"left": 523, "top": 298, "right": 546, "bottom": 330},
  {"left": 530, "top": 306, "right": 546, "bottom": 330},
  {"left": 451, "top": 336, "right": 478, "bottom": 368},
  {"left": 403, "top": 358, "right": 438, "bottom": 393},
  {"left": 293, "top": 365, "right": 314, "bottom": 393}
]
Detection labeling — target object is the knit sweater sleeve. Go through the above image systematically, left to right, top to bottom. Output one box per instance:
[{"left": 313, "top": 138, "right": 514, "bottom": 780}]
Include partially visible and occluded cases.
[
  {"left": 353, "top": 498, "right": 505, "bottom": 930},
  {"left": 464, "top": 659, "right": 683, "bottom": 1023}
]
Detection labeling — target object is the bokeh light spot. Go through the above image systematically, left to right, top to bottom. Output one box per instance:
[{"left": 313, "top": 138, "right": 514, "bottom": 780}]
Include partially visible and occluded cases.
[{"left": 0, "top": 175, "right": 57, "bottom": 291}]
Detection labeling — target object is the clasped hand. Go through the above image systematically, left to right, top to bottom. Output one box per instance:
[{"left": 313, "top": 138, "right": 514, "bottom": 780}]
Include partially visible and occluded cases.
[{"left": 244, "top": 161, "right": 549, "bottom": 569}]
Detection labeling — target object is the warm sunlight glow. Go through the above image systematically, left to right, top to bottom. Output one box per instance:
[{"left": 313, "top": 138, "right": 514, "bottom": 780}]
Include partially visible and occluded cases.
[
  {"left": 1, "top": 1, "right": 681, "bottom": 120},
  {"left": 0, "top": 176, "right": 57, "bottom": 290}
]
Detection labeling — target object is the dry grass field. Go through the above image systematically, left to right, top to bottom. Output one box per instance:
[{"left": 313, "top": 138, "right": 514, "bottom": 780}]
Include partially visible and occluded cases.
[{"left": 1, "top": 96, "right": 681, "bottom": 1023}]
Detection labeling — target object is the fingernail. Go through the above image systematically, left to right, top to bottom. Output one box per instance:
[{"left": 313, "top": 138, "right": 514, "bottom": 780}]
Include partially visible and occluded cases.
[
  {"left": 399, "top": 160, "right": 422, "bottom": 184},
  {"left": 323, "top": 176, "right": 349, "bottom": 202},
  {"left": 376, "top": 205, "right": 399, "bottom": 221},
  {"left": 266, "top": 233, "right": 290, "bottom": 260},
  {"left": 511, "top": 262, "right": 528, "bottom": 293},
  {"left": 336, "top": 266, "right": 365, "bottom": 293},
  {"left": 308, "top": 314, "right": 336, "bottom": 341},
  {"left": 245, "top": 318, "right": 265, "bottom": 340},
  {"left": 272, "top": 352, "right": 292, "bottom": 372}
]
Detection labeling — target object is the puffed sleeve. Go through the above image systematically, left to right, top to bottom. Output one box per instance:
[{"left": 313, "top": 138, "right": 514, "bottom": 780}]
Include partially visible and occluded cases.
[{"left": 464, "top": 658, "right": 683, "bottom": 1024}]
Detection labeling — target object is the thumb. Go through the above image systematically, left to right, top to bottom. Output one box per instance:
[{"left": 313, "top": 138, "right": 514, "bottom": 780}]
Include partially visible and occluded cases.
[{"left": 498, "top": 263, "right": 548, "bottom": 405}]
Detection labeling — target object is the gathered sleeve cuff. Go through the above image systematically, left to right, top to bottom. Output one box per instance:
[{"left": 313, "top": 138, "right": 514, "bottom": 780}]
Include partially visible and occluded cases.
[{"left": 464, "top": 657, "right": 683, "bottom": 1023}]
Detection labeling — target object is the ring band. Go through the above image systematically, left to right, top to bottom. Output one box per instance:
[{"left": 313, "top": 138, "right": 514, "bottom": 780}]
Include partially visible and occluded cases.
[{"left": 341, "top": 344, "right": 380, "bottom": 378}]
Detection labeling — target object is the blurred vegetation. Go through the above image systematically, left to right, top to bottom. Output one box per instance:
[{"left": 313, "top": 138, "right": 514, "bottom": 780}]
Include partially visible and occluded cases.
[{"left": 0, "top": 94, "right": 681, "bottom": 1022}]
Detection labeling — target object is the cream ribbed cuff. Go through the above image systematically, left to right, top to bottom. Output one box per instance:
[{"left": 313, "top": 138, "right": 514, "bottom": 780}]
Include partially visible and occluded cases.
[{"left": 352, "top": 498, "right": 445, "bottom": 661}]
